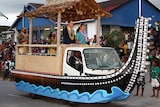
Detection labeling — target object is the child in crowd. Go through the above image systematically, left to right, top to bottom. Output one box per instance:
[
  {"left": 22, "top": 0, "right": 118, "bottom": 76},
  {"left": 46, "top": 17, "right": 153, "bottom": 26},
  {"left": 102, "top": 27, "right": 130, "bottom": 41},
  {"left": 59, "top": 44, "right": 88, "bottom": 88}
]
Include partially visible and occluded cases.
[
  {"left": 148, "top": 50, "right": 157, "bottom": 82},
  {"left": 121, "top": 55, "right": 128, "bottom": 65},
  {"left": 2, "top": 59, "right": 10, "bottom": 80},
  {"left": 150, "top": 59, "right": 160, "bottom": 98},
  {"left": 134, "top": 70, "right": 146, "bottom": 96}
]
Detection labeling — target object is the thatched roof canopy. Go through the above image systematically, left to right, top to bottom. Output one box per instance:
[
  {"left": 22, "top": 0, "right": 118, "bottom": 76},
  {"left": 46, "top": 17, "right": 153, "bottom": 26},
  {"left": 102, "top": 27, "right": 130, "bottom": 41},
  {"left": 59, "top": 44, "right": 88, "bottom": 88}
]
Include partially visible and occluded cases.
[{"left": 19, "top": 0, "right": 111, "bottom": 21}]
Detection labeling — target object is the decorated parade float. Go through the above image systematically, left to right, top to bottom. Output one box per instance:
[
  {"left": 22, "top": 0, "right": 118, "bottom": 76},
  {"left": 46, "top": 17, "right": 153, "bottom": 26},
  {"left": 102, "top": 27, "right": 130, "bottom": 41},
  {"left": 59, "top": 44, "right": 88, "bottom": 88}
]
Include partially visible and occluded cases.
[{"left": 11, "top": 0, "right": 151, "bottom": 103}]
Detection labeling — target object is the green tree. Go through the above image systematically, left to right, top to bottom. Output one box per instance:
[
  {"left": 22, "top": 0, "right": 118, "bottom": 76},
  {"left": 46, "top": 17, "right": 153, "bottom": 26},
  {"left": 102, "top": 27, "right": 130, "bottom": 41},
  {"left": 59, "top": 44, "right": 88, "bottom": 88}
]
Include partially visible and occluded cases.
[{"left": 105, "top": 30, "right": 124, "bottom": 52}]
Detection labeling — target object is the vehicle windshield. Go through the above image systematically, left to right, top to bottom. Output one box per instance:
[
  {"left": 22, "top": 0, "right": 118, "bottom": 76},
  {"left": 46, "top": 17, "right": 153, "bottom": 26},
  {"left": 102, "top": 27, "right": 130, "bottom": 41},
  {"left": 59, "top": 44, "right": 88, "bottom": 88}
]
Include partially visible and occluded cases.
[{"left": 83, "top": 48, "right": 122, "bottom": 70}]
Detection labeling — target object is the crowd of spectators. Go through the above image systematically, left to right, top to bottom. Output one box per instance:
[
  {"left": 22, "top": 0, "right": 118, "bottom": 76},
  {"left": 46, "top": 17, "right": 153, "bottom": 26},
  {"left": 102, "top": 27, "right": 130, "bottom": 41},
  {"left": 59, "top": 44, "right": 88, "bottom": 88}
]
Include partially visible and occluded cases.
[
  {"left": 118, "top": 28, "right": 160, "bottom": 59},
  {"left": 120, "top": 28, "right": 160, "bottom": 97},
  {"left": 118, "top": 31, "right": 135, "bottom": 59},
  {"left": 0, "top": 38, "right": 16, "bottom": 80}
]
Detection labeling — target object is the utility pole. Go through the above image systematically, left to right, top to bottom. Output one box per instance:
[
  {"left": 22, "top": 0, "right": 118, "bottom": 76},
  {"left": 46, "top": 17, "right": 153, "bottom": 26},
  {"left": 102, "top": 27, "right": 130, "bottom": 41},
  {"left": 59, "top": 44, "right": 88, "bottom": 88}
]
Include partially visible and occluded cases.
[{"left": 139, "top": 0, "right": 142, "bottom": 17}]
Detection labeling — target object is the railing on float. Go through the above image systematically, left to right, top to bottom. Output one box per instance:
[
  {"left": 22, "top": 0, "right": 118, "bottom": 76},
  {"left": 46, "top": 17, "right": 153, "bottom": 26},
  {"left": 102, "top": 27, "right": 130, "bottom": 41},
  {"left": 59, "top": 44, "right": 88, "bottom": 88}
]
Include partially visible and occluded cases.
[{"left": 16, "top": 44, "right": 57, "bottom": 56}]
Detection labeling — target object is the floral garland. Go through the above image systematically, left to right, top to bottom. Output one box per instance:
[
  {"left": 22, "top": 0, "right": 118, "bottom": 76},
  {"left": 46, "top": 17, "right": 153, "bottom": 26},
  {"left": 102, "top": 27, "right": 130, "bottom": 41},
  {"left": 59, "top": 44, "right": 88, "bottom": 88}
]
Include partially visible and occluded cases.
[{"left": 69, "top": 29, "right": 75, "bottom": 40}]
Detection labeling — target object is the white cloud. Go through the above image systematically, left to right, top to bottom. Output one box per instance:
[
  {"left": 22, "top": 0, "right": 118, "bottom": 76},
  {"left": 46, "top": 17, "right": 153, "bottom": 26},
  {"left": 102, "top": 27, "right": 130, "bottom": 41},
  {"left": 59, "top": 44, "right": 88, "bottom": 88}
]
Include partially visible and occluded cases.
[
  {"left": 0, "top": 0, "right": 45, "bottom": 26},
  {"left": 148, "top": 0, "right": 160, "bottom": 10},
  {"left": 0, "top": 14, "right": 17, "bottom": 26}
]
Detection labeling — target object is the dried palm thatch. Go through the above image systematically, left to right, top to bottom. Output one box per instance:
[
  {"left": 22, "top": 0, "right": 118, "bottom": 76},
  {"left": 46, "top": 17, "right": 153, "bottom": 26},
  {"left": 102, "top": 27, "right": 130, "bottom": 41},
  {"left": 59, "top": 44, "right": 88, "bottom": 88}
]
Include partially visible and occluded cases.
[{"left": 19, "top": 0, "right": 111, "bottom": 21}]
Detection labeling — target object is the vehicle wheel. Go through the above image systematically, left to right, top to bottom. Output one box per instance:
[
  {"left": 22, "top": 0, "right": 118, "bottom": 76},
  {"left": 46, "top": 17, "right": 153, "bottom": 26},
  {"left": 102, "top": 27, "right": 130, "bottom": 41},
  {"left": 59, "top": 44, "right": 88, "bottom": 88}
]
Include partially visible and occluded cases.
[
  {"left": 29, "top": 93, "right": 40, "bottom": 99},
  {"left": 68, "top": 102, "right": 79, "bottom": 107}
]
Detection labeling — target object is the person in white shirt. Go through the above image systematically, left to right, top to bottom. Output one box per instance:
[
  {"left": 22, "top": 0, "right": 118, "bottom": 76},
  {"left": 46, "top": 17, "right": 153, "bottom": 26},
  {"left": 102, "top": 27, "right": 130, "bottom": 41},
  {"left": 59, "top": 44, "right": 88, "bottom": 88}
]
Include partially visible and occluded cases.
[{"left": 2, "top": 60, "right": 9, "bottom": 80}]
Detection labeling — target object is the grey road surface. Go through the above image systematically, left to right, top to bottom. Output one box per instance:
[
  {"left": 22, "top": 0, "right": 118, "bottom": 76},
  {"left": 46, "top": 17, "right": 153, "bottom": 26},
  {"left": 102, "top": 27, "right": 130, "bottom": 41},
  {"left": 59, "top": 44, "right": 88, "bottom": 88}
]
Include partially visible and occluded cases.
[{"left": 0, "top": 73, "right": 160, "bottom": 107}]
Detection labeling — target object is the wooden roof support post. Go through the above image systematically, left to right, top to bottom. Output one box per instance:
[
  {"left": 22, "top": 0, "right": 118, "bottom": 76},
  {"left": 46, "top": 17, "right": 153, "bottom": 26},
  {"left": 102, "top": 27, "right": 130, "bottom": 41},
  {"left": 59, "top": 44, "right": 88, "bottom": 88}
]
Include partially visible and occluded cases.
[
  {"left": 56, "top": 11, "right": 61, "bottom": 56},
  {"left": 96, "top": 15, "right": 101, "bottom": 45},
  {"left": 29, "top": 17, "right": 33, "bottom": 53}
]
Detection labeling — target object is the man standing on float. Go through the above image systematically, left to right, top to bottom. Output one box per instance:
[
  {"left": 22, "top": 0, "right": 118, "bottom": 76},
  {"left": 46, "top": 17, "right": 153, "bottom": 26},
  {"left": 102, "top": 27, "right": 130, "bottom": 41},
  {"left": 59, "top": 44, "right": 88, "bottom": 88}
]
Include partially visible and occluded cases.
[{"left": 62, "top": 20, "right": 76, "bottom": 44}]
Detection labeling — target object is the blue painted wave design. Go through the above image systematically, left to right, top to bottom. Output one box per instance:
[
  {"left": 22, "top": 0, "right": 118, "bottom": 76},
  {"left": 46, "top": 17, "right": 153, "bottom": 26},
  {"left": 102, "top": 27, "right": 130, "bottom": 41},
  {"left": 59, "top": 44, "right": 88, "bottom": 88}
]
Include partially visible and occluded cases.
[{"left": 15, "top": 81, "right": 129, "bottom": 103}]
